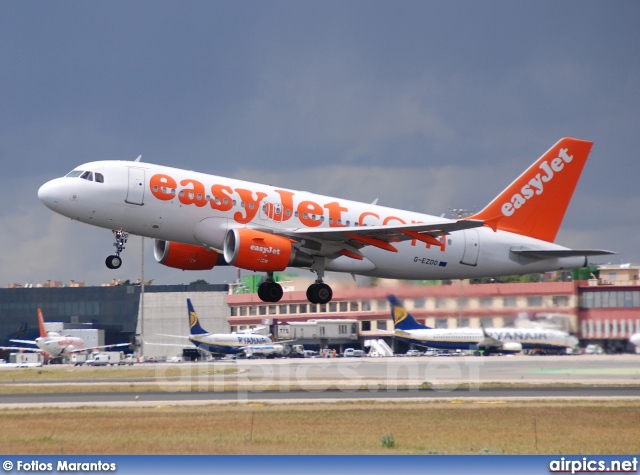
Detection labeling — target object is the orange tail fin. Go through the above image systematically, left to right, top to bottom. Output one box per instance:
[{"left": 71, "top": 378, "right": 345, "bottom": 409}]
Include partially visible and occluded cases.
[
  {"left": 470, "top": 137, "right": 593, "bottom": 242},
  {"left": 37, "top": 308, "right": 48, "bottom": 338}
]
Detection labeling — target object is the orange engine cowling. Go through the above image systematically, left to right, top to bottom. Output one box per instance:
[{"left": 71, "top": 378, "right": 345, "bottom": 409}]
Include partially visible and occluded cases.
[
  {"left": 223, "top": 228, "right": 313, "bottom": 272},
  {"left": 154, "top": 240, "right": 221, "bottom": 271}
]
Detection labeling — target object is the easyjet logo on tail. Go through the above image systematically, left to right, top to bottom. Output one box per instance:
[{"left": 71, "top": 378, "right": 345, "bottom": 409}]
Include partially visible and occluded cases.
[{"left": 501, "top": 148, "right": 573, "bottom": 217}]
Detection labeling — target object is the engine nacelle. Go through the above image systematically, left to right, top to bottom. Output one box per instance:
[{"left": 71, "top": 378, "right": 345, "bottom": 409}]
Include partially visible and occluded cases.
[
  {"left": 223, "top": 228, "right": 313, "bottom": 272},
  {"left": 154, "top": 240, "right": 221, "bottom": 271},
  {"left": 501, "top": 342, "right": 523, "bottom": 353}
]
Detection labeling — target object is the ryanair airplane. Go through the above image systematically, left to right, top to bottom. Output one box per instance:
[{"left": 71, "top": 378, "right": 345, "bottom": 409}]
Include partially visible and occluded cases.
[
  {"left": 389, "top": 295, "right": 578, "bottom": 354},
  {"left": 154, "top": 299, "right": 285, "bottom": 357}
]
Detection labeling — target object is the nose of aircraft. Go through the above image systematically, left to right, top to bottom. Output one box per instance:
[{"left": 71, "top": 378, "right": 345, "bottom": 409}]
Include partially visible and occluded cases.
[{"left": 37, "top": 179, "right": 61, "bottom": 211}]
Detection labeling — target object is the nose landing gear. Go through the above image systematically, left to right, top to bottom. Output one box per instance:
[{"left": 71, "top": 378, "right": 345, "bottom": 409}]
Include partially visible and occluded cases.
[{"left": 105, "top": 230, "right": 128, "bottom": 269}]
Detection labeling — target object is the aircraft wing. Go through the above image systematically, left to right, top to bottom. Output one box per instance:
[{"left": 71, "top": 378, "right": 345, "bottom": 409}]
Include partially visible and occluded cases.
[
  {"left": 282, "top": 219, "right": 484, "bottom": 256},
  {"left": 510, "top": 247, "right": 616, "bottom": 259},
  {"left": 477, "top": 330, "right": 503, "bottom": 350},
  {"left": 142, "top": 337, "right": 196, "bottom": 349},
  {"left": 9, "top": 339, "right": 37, "bottom": 345},
  {"left": 81, "top": 343, "right": 130, "bottom": 352},
  {"left": 1, "top": 346, "right": 42, "bottom": 353}
]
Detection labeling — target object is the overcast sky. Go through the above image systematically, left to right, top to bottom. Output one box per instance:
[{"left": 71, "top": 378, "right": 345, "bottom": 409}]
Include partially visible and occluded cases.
[{"left": 1, "top": 1, "right": 639, "bottom": 287}]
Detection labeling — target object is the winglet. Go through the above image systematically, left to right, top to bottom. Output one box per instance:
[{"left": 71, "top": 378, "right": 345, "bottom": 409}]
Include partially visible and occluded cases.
[
  {"left": 469, "top": 138, "right": 593, "bottom": 242},
  {"left": 389, "top": 295, "right": 431, "bottom": 330},
  {"left": 187, "top": 299, "right": 208, "bottom": 335},
  {"left": 37, "top": 308, "right": 48, "bottom": 338}
]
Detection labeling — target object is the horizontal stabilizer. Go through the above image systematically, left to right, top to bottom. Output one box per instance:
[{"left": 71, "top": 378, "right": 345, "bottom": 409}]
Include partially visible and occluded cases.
[{"left": 510, "top": 247, "right": 616, "bottom": 259}]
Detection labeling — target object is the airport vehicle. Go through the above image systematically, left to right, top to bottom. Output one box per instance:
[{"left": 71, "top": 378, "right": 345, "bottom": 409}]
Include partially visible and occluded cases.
[
  {"left": 38, "top": 138, "right": 613, "bottom": 304},
  {"left": 389, "top": 295, "right": 579, "bottom": 353},
  {"left": 152, "top": 299, "right": 285, "bottom": 357},
  {"left": 5, "top": 309, "right": 129, "bottom": 361},
  {"left": 288, "top": 344, "right": 307, "bottom": 358},
  {"left": 584, "top": 344, "right": 604, "bottom": 355},
  {"left": 405, "top": 349, "right": 422, "bottom": 357},
  {"left": 92, "top": 351, "right": 126, "bottom": 366},
  {"left": 71, "top": 354, "right": 87, "bottom": 366}
]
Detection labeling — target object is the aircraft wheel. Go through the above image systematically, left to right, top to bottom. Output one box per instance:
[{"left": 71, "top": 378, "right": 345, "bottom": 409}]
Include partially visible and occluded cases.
[
  {"left": 105, "top": 255, "right": 122, "bottom": 269},
  {"left": 258, "top": 282, "right": 283, "bottom": 302},
  {"left": 265, "top": 282, "right": 283, "bottom": 302},
  {"left": 307, "top": 283, "right": 333, "bottom": 304},
  {"left": 315, "top": 283, "right": 333, "bottom": 304},
  {"left": 306, "top": 284, "right": 315, "bottom": 302}
]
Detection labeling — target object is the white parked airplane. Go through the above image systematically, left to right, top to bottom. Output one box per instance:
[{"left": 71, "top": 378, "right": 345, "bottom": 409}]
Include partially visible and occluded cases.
[
  {"left": 38, "top": 137, "right": 613, "bottom": 304},
  {"left": 389, "top": 295, "right": 579, "bottom": 354},
  {"left": 152, "top": 299, "right": 285, "bottom": 357},
  {"left": 5, "top": 309, "right": 129, "bottom": 360},
  {"left": 630, "top": 333, "right": 640, "bottom": 352}
]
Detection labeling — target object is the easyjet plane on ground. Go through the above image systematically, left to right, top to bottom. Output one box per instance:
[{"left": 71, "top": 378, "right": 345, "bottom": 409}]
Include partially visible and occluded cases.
[
  {"left": 38, "top": 138, "right": 613, "bottom": 304},
  {"left": 5, "top": 309, "right": 129, "bottom": 360}
]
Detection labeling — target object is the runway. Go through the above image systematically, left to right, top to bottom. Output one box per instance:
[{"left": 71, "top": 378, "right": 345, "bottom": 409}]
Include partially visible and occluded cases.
[
  {"left": 0, "top": 354, "right": 639, "bottom": 407},
  {"left": 1, "top": 385, "right": 639, "bottom": 408}
]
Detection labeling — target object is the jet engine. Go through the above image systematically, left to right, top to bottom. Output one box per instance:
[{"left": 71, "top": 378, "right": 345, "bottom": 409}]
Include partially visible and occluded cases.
[
  {"left": 223, "top": 228, "right": 313, "bottom": 272},
  {"left": 154, "top": 240, "right": 221, "bottom": 271},
  {"left": 501, "top": 342, "right": 523, "bottom": 353}
]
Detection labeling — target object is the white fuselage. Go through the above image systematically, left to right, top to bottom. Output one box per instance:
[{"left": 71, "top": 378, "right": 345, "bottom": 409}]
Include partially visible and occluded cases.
[
  {"left": 38, "top": 160, "right": 587, "bottom": 280},
  {"left": 396, "top": 327, "right": 578, "bottom": 350},
  {"left": 189, "top": 332, "right": 284, "bottom": 355},
  {"left": 35, "top": 334, "right": 85, "bottom": 357}
]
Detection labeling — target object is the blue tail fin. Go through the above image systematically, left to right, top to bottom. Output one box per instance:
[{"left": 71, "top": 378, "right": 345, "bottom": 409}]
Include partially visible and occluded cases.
[
  {"left": 388, "top": 295, "right": 431, "bottom": 330},
  {"left": 187, "top": 299, "right": 208, "bottom": 335}
]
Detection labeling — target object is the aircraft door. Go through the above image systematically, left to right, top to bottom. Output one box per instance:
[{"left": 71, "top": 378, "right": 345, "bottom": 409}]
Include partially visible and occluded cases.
[
  {"left": 125, "top": 167, "right": 145, "bottom": 206},
  {"left": 259, "top": 202, "right": 284, "bottom": 223},
  {"left": 460, "top": 229, "right": 480, "bottom": 266}
]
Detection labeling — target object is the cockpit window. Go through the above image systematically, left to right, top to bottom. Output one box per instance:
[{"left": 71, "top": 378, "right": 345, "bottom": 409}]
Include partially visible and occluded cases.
[{"left": 65, "top": 169, "right": 104, "bottom": 182}]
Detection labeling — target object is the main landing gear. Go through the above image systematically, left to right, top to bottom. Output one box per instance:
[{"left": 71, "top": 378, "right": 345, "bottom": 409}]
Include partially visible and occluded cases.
[
  {"left": 105, "top": 230, "right": 128, "bottom": 270},
  {"left": 306, "top": 258, "right": 332, "bottom": 304},
  {"left": 256, "top": 260, "right": 334, "bottom": 305},
  {"left": 257, "top": 273, "right": 284, "bottom": 303},
  {"left": 306, "top": 281, "right": 333, "bottom": 304}
]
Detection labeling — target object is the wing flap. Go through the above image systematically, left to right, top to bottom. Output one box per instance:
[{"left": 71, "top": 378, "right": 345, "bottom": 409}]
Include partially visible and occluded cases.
[{"left": 279, "top": 219, "right": 485, "bottom": 257}]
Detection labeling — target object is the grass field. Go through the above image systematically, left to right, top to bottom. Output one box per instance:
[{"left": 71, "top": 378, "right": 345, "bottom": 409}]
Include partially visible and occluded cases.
[{"left": 1, "top": 400, "right": 639, "bottom": 455}]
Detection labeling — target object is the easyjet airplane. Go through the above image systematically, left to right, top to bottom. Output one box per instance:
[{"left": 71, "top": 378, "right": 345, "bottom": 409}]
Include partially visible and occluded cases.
[
  {"left": 38, "top": 137, "right": 613, "bottom": 304},
  {"left": 5, "top": 309, "right": 129, "bottom": 360}
]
